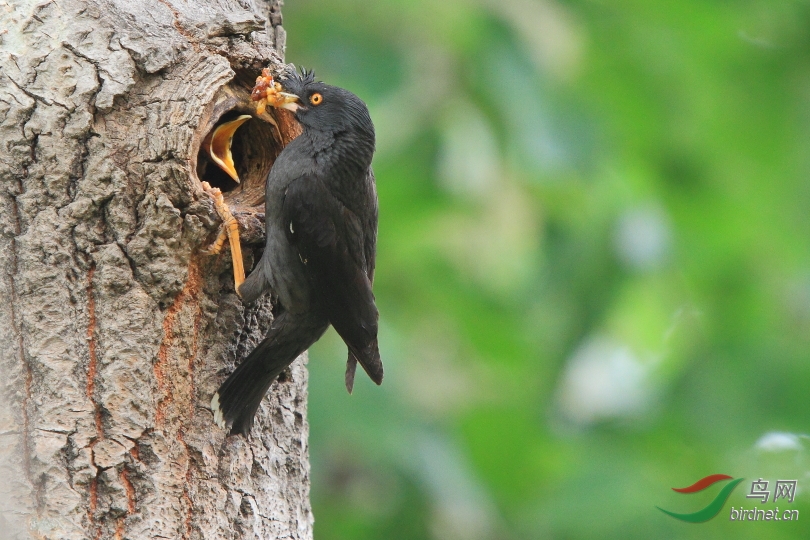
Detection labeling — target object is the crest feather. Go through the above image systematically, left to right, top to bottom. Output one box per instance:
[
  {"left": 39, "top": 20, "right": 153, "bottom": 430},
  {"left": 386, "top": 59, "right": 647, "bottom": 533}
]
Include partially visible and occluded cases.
[{"left": 285, "top": 65, "right": 317, "bottom": 86}]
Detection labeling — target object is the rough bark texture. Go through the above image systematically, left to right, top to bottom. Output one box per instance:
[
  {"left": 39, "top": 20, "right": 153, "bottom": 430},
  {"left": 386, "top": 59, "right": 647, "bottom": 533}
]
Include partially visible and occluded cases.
[{"left": 0, "top": 1, "right": 314, "bottom": 539}]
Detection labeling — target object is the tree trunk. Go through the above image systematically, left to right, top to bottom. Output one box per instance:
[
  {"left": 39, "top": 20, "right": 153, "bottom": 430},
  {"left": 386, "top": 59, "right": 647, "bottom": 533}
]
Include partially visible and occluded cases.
[{"left": 0, "top": 1, "right": 312, "bottom": 539}]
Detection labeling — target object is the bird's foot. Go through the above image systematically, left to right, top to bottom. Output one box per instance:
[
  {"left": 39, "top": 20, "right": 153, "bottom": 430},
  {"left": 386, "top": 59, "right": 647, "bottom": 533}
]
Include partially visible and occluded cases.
[{"left": 201, "top": 181, "right": 245, "bottom": 294}]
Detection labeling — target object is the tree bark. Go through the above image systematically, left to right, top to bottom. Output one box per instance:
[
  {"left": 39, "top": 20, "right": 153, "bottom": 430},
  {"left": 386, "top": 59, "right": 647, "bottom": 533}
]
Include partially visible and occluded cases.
[{"left": 0, "top": 1, "right": 312, "bottom": 539}]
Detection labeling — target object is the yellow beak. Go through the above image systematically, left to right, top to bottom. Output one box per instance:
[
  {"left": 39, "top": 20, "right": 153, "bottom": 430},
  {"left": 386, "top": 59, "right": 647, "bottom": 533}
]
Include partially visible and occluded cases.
[
  {"left": 277, "top": 92, "right": 301, "bottom": 112},
  {"left": 207, "top": 115, "right": 251, "bottom": 182}
]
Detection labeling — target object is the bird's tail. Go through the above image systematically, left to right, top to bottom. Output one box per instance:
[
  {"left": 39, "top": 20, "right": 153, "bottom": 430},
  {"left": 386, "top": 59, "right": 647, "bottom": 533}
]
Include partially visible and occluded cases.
[
  {"left": 211, "top": 311, "right": 328, "bottom": 436},
  {"left": 344, "top": 339, "right": 383, "bottom": 394}
]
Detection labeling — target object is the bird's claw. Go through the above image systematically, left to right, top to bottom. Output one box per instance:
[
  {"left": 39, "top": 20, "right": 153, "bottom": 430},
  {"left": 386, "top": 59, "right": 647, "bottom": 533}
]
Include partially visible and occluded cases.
[{"left": 201, "top": 181, "right": 245, "bottom": 295}]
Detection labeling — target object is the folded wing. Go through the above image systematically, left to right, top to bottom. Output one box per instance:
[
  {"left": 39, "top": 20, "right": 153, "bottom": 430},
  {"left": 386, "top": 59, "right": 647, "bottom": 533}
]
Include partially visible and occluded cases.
[{"left": 282, "top": 174, "right": 383, "bottom": 385}]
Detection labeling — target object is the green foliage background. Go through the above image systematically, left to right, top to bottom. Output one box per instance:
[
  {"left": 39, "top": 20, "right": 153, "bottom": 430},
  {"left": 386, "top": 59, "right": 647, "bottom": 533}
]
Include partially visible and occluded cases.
[{"left": 283, "top": 1, "right": 810, "bottom": 538}]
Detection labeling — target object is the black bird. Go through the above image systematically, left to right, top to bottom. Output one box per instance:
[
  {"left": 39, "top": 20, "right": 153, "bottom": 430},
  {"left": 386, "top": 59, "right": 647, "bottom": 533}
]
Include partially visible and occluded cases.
[{"left": 211, "top": 68, "right": 383, "bottom": 436}]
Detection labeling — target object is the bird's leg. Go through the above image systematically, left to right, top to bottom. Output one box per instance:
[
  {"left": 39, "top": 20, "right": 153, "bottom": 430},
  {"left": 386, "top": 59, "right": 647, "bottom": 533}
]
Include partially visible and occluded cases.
[
  {"left": 200, "top": 115, "right": 252, "bottom": 294},
  {"left": 201, "top": 181, "right": 245, "bottom": 293}
]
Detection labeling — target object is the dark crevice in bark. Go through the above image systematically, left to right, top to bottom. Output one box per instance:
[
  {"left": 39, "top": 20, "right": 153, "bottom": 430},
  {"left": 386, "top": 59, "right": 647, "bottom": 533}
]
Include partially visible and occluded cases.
[
  {"left": 61, "top": 42, "right": 106, "bottom": 118},
  {"left": 7, "top": 74, "right": 71, "bottom": 110}
]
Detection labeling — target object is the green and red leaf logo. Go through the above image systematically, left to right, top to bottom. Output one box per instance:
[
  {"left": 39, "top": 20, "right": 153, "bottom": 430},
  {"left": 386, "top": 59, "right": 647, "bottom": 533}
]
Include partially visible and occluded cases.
[{"left": 657, "top": 474, "right": 744, "bottom": 523}]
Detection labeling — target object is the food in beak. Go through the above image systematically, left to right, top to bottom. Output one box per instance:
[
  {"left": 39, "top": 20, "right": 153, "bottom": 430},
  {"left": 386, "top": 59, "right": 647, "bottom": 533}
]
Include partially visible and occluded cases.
[{"left": 251, "top": 68, "right": 300, "bottom": 115}]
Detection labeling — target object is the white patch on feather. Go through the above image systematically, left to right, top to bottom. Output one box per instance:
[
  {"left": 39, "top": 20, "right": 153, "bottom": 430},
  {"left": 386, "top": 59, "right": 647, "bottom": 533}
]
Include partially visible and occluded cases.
[{"left": 211, "top": 392, "right": 226, "bottom": 429}]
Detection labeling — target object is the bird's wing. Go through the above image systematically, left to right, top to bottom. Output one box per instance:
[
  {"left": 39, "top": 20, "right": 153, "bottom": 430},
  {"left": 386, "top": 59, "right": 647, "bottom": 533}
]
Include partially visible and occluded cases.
[
  {"left": 345, "top": 167, "right": 378, "bottom": 392},
  {"left": 361, "top": 167, "right": 379, "bottom": 283},
  {"left": 282, "top": 174, "right": 383, "bottom": 385}
]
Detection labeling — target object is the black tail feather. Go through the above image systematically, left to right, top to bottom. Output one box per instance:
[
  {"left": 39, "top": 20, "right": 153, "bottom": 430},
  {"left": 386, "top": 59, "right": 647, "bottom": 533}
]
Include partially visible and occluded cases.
[
  {"left": 212, "top": 311, "right": 328, "bottom": 436},
  {"left": 351, "top": 338, "right": 383, "bottom": 386},
  {"left": 345, "top": 353, "right": 358, "bottom": 394}
]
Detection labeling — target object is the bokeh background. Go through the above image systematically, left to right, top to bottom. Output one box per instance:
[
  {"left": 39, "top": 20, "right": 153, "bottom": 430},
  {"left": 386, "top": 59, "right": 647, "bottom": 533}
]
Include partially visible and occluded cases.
[{"left": 283, "top": 1, "right": 810, "bottom": 538}]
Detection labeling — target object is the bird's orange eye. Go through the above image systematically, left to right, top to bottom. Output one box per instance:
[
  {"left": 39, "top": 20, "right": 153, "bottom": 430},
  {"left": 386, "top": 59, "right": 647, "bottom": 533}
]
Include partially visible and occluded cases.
[{"left": 309, "top": 93, "right": 323, "bottom": 106}]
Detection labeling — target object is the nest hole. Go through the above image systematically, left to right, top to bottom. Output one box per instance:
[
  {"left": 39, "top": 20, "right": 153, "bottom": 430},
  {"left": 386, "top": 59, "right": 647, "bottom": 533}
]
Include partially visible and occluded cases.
[{"left": 196, "top": 109, "right": 281, "bottom": 208}]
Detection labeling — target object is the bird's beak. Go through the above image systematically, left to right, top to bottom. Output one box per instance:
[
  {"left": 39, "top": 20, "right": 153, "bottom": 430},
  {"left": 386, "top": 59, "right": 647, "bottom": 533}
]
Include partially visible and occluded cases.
[
  {"left": 277, "top": 92, "right": 301, "bottom": 112},
  {"left": 207, "top": 115, "right": 251, "bottom": 183}
]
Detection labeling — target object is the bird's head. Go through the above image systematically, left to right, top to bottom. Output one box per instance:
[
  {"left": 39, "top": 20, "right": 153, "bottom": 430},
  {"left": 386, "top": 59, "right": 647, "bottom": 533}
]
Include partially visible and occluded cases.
[{"left": 271, "top": 68, "right": 373, "bottom": 136}]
